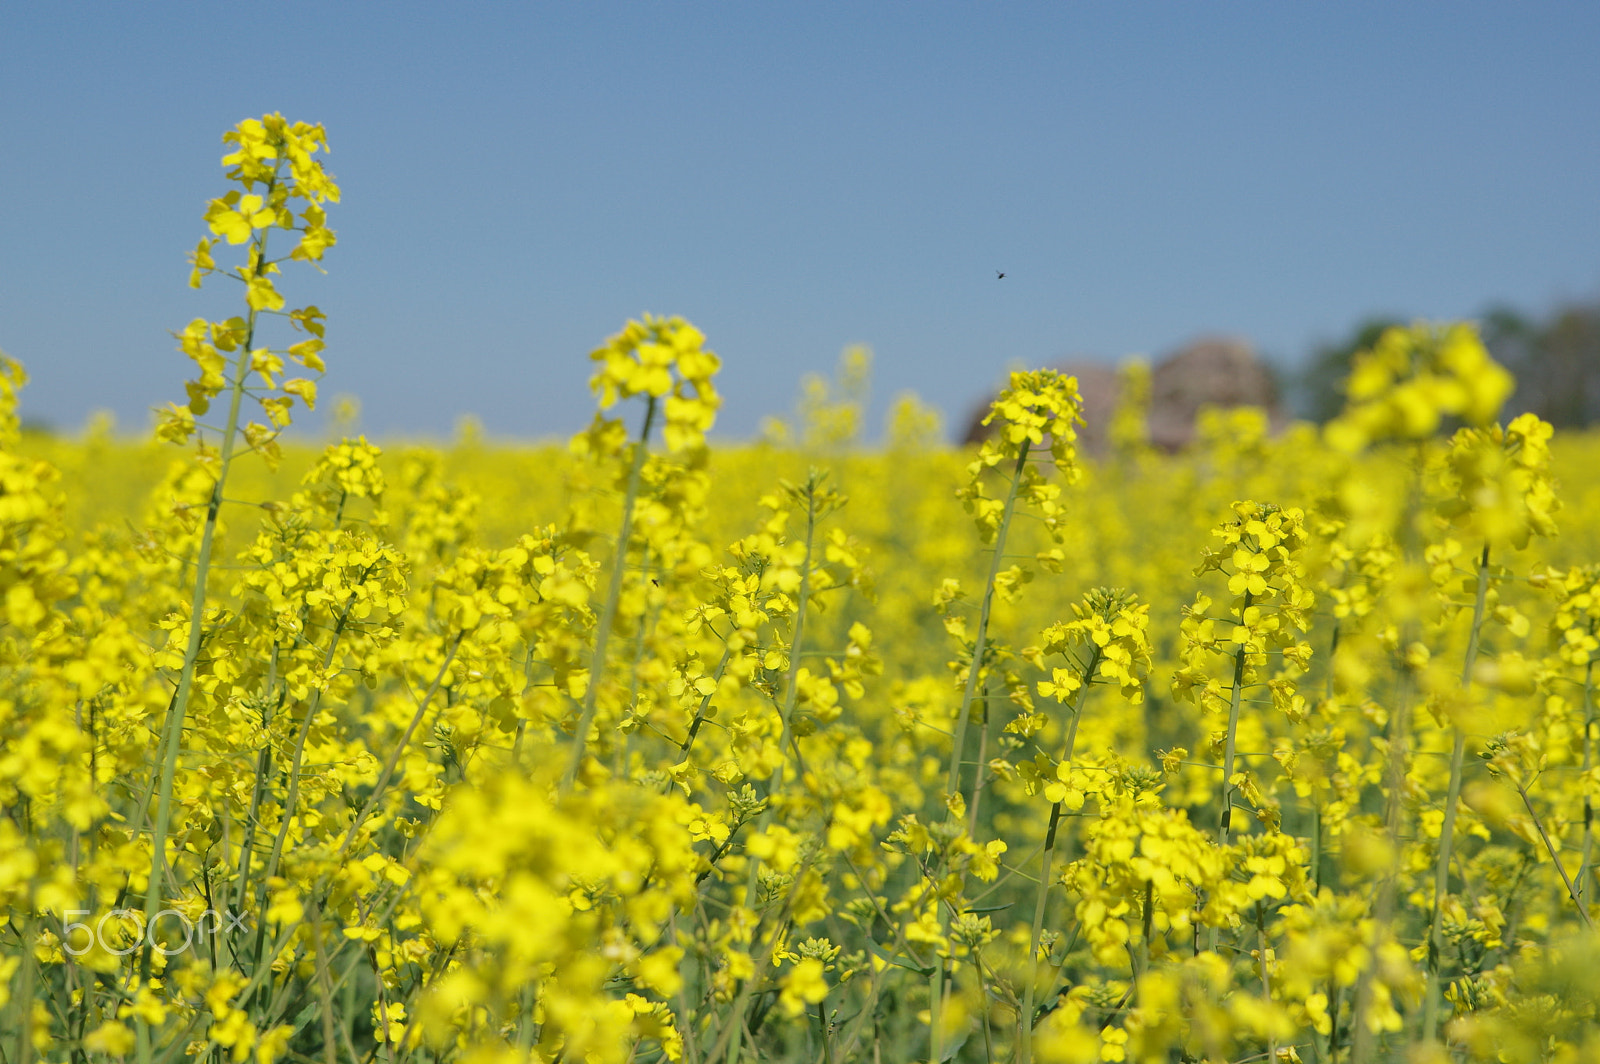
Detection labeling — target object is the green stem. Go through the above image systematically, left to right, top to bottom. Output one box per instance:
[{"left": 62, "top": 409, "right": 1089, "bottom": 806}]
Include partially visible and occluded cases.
[
  {"left": 141, "top": 212, "right": 272, "bottom": 987},
  {"left": 563, "top": 395, "right": 657, "bottom": 792},
  {"left": 932, "top": 442, "right": 1031, "bottom": 1064},
  {"left": 945, "top": 442, "right": 1031, "bottom": 802},
  {"left": 1353, "top": 452, "right": 1425, "bottom": 1064},
  {"left": 771, "top": 474, "right": 820, "bottom": 796},
  {"left": 744, "top": 476, "right": 822, "bottom": 901},
  {"left": 707, "top": 482, "right": 836, "bottom": 1060},
  {"left": 1424, "top": 543, "right": 1490, "bottom": 1042},
  {"left": 617, "top": 551, "right": 659, "bottom": 776},
  {"left": 263, "top": 587, "right": 363, "bottom": 882},
  {"left": 1219, "top": 600, "right": 1252, "bottom": 848},
  {"left": 1206, "top": 607, "right": 1251, "bottom": 957},
  {"left": 336, "top": 630, "right": 466, "bottom": 860},
  {"left": 1350, "top": 635, "right": 1416, "bottom": 1064},
  {"left": 670, "top": 644, "right": 734, "bottom": 778},
  {"left": 233, "top": 646, "right": 281, "bottom": 919},
  {"left": 1019, "top": 646, "right": 1099, "bottom": 1064},
  {"left": 1577, "top": 656, "right": 1595, "bottom": 910},
  {"left": 966, "top": 681, "right": 991, "bottom": 837},
  {"left": 1512, "top": 775, "right": 1596, "bottom": 931},
  {"left": 1311, "top": 804, "right": 1323, "bottom": 896},
  {"left": 705, "top": 854, "right": 816, "bottom": 1064},
  {"left": 1140, "top": 879, "right": 1155, "bottom": 978},
  {"left": 15, "top": 896, "right": 36, "bottom": 1064},
  {"left": 308, "top": 899, "right": 339, "bottom": 1064},
  {"left": 1257, "top": 900, "right": 1276, "bottom": 1064},
  {"left": 670, "top": 918, "right": 700, "bottom": 1064},
  {"left": 1326, "top": 980, "right": 1340, "bottom": 1064},
  {"left": 516, "top": 983, "right": 540, "bottom": 1056},
  {"left": 816, "top": 990, "right": 834, "bottom": 1064}
]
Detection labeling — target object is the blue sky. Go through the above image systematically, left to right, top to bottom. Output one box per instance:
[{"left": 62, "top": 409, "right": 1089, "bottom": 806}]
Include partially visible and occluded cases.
[{"left": 3, "top": 3, "right": 1597, "bottom": 441}]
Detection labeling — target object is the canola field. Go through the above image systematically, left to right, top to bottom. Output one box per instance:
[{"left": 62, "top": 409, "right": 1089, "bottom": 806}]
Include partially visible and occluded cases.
[{"left": 4, "top": 115, "right": 1600, "bottom": 1064}]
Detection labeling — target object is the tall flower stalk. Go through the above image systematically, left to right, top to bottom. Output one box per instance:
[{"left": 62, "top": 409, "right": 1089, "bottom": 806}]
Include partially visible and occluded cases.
[
  {"left": 142, "top": 115, "right": 338, "bottom": 972},
  {"left": 560, "top": 316, "right": 721, "bottom": 792},
  {"left": 933, "top": 370, "right": 1081, "bottom": 1063},
  {"left": 945, "top": 370, "right": 1083, "bottom": 801},
  {"left": 563, "top": 396, "right": 656, "bottom": 792},
  {"left": 1423, "top": 413, "right": 1560, "bottom": 1039},
  {"left": 944, "top": 441, "right": 1030, "bottom": 803},
  {"left": 1172, "top": 501, "right": 1313, "bottom": 962},
  {"left": 1422, "top": 543, "right": 1490, "bottom": 1039},
  {"left": 1019, "top": 589, "right": 1151, "bottom": 1064}
]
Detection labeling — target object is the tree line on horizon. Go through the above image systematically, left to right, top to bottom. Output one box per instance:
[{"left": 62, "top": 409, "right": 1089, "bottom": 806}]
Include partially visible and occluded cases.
[{"left": 1295, "top": 293, "right": 1600, "bottom": 427}]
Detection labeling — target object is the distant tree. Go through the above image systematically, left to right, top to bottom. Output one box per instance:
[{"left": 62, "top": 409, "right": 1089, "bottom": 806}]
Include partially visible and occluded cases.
[
  {"left": 1296, "top": 299, "right": 1600, "bottom": 428},
  {"left": 1485, "top": 300, "right": 1600, "bottom": 428},
  {"left": 1294, "top": 316, "right": 1405, "bottom": 423}
]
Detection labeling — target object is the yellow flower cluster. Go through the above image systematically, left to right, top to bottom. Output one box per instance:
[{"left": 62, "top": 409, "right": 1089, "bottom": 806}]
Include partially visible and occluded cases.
[
  {"left": 162, "top": 113, "right": 337, "bottom": 467},
  {"left": 8, "top": 120, "right": 1600, "bottom": 1064},
  {"left": 582, "top": 314, "right": 722, "bottom": 455},
  {"left": 1325, "top": 321, "right": 1514, "bottom": 451},
  {"left": 960, "top": 368, "right": 1083, "bottom": 544},
  {"left": 1439, "top": 412, "right": 1560, "bottom": 550},
  {"left": 1175, "top": 501, "right": 1315, "bottom": 719},
  {"left": 1035, "top": 587, "right": 1153, "bottom": 707}
]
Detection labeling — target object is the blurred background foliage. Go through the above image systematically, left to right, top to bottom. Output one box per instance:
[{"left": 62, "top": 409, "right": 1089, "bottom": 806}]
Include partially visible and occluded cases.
[{"left": 1295, "top": 294, "right": 1600, "bottom": 427}]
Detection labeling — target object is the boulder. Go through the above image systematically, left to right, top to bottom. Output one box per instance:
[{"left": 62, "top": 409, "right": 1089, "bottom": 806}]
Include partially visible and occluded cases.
[{"left": 1148, "top": 337, "right": 1284, "bottom": 450}]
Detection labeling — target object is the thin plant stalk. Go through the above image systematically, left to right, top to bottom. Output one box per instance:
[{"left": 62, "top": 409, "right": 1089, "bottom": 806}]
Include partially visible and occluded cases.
[
  {"left": 141, "top": 218, "right": 270, "bottom": 977},
  {"left": 563, "top": 396, "right": 657, "bottom": 792},
  {"left": 935, "top": 440, "right": 1029, "bottom": 1064},
  {"left": 945, "top": 442, "right": 1031, "bottom": 800},
  {"left": 1352, "top": 456, "right": 1425, "bottom": 1064},
  {"left": 772, "top": 474, "right": 820, "bottom": 794},
  {"left": 744, "top": 476, "right": 821, "bottom": 897},
  {"left": 724, "top": 481, "right": 824, "bottom": 1060},
  {"left": 1423, "top": 543, "right": 1491, "bottom": 1041},
  {"left": 617, "top": 551, "right": 659, "bottom": 776},
  {"left": 263, "top": 588, "right": 365, "bottom": 882},
  {"left": 1218, "top": 599, "right": 1252, "bottom": 847},
  {"left": 1206, "top": 610, "right": 1251, "bottom": 957},
  {"left": 1310, "top": 621, "right": 1340, "bottom": 895},
  {"left": 329, "top": 630, "right": 466, "bottom": 868},
  {"left": 232, "top": 646, "right": 281, "bottom": 918},
  {"left": 675, "top": 646, "right": 733, "bottom": 759},
  {"left": 1019, "top": 646, "right": 1099, "bottom": 1064},
  {"left": 1349, "top": 651, "right": 1415, "bottom": 1064},
  {"left": 1577, "top": 656, "right": 1595, "bottom": 909},
  {"left": 967, "top": 682, "right": 991, "bottom": 837},
  {"left": 1512, "top": 774, "right": 1596, "bottom": 931},
  {"left": 1311, "top": 805, "right": 1323, "bottom": 895},
  {"left": 706, "top": 853, "right": 817, "bottom": 1064},
  {"left": 1139, "top": 880, "right": 1155, "bottom": 978},
  {"left": 15, "top": 898, "right": 36, "bottom": 1064},
  {"left": 309, "top": 899, "right": 340, "bottom": 1064},
  {"left": 1256, "top": 900, "right": 1276, "bottom": 1064},
  {"left": 671, "top": 918, "right": 700, "bottom": 1064},
  {"left": 974, "top": 946, "right": 995, "bottom": 1064},
  {"left": 1326, "top": 982, "right": 1340, "bottom": 1064},
  {"left": 516, "top": 983, "right": 539, "bottom": 1056},
  {"left": 816, "top": 991, "right": 835, "bottom": 1064}
]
